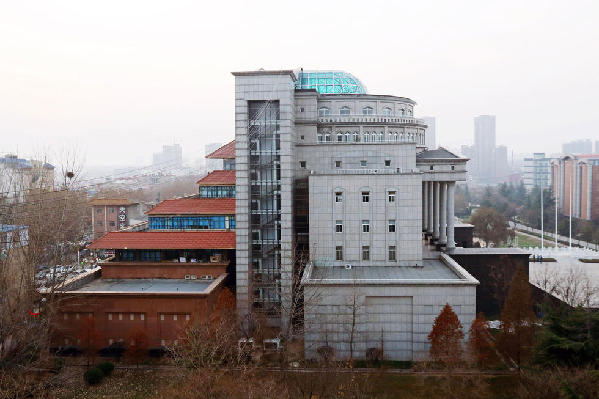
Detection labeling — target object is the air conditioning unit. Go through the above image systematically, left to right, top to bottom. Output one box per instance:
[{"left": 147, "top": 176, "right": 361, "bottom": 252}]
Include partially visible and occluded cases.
[{"left": 344, "top": 264, "right": 352, "bottom": 270}]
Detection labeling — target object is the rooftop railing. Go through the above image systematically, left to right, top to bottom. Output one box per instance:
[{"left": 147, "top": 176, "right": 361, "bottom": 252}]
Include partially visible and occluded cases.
[{"left": 317, "top": 114, "right": 425, "bottom": 124}]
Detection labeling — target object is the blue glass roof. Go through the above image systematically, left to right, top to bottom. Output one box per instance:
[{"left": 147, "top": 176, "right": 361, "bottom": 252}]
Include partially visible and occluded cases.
[{"left": 295, "top": 70, "right": 367, "bottom": 94}]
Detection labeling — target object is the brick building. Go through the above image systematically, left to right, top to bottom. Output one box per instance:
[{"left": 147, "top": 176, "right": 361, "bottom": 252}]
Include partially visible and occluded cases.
[
  {"left": 54, "top": 150, "right": 236, "bottom": 352},
  {"left": 551, "top": 154, "right": 599, "bottom": 220},
  {"left": 89, "top": 198, "right": 143, "bottom": 239}
]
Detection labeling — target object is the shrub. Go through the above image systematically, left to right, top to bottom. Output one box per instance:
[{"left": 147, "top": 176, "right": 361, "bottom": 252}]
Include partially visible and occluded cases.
[
  {"left": 148, "top": 347, "right": 167, "bottom": 358},
  {"left": 96, "top": 361, "right": 114, "bottom": 376},
  {"left": 83, "top": 367, "right": 104, "bottom": 385}
]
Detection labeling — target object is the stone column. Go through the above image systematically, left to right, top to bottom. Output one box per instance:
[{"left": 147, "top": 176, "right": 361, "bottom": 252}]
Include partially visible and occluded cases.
[
  {"left": 447, "top": 181, "right": 456, "bottom": 249},
  {"left": 423, "top": 182, "right": 428, "bottom": 232},
  {"left": 428, "top": 182, "right": 434, "bottom": 234},
  {"left": 433, "top": 182, "right": 440, "bottom": 240},
  {"left": 439, "top": 182, "right": 447, "bottom": 244}
]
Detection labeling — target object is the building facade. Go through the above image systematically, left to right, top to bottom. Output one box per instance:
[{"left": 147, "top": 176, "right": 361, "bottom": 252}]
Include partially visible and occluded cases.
[
  {"left": 233, "top": 69, "right": 477, "bottom": 360},
  {"left": 473, "top": 115, "right": 496, "bottom": 183},
  {"left": 422, "top": 116, "right": 436, "bottom": 150},
  {"left": 562, "top": 139, "right": 592, "bottom": 155},
  {"left": 152, "top": 144, "right": 183, "bottom": 168},
  {"left": 523, "top": 153, "right": 553, "bottom": 190},
  {"left": 551, "top": 153, "right": 599, "bottom": 220},
  {"left": 89, "top": 198, "right": 143, "bottom": 239}
]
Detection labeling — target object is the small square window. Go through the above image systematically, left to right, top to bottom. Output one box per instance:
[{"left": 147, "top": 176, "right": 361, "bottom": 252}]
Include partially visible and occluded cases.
[
  {"left": 300, "top": 107, "right": 305, "bottom": 112},
  {"left": 300, "top": 135, "right": 304, "bottom": 140},
  {"left": 335, "top": 160, "right": 342, "bottom": 168},
  {"left": 360, "top": 160, "right": 367, "bottom": 167},
  {"left": 385, "top": 160, "right": 391, "bottom": 167},
  {"left": 300, "top": 161, "right": 306, "bottom": 168},
  {"left": 429, "top": 165, "right": 434, "bottom": 170},
  {"left": 451, "top": 165, "right": 455, "bottom": 170},
  {"left": 362, "top": 191, "right": 370, "bottom": 203},
  {"left": 388, "top": 191, "right": 396, "bottom": 202},
  {"left": 335, "top": 192, "right": 343, "bottom": 203},
  {"left": 335, "top": 220, "right": 343, "bottom": 233},
  {"left": 362, "top": 220, "right": 370, "bottom": 233},
  {"left": 388, "top": 220, "right": 396, "bottom": 233},
  {"left": 335, "top": 246, "right": 343, "bottom": 261},
  {"left": 362, "top": 246, "right": 370, "bottom": 261},
  {"left": 389, "top": 246, "right": 397, "bottom": 261},
  {"left": 130, "top": 314, "right": 134, "bottom": 321},
  {"left": 173, "top": 315, "right": 178, "bottom": 321}
]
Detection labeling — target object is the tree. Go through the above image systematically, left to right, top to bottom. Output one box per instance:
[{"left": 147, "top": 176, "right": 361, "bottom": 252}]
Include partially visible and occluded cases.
[
  {"left": 470, "top": 207, "right": 511, "bottom": 247},
  {"left": 497, "top": 269, "right": 536, "bottom": 370},
  {"left": 428, "top": 304, "right": 464, "bottom": 367},
  {"left": 467, "top": 313, "right": 494, "bottom": 367},
  {"left": 127, "top": 328, "right": 149, "bottom": 367}
]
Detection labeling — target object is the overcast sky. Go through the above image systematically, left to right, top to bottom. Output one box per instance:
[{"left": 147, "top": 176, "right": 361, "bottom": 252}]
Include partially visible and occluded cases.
[{"left": 1, "top": 0, "right": 598, "bottom": 169}]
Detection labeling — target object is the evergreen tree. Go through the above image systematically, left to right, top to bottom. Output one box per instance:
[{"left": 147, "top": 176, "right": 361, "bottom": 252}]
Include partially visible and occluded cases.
[{"left": 428, "top": 303, "right": 464, "bottom": 367}]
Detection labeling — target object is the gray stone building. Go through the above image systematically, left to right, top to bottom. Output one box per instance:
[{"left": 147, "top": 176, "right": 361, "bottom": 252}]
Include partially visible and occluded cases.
[{"left": 232, "top": 69, "right": 477, "bottom": 361}]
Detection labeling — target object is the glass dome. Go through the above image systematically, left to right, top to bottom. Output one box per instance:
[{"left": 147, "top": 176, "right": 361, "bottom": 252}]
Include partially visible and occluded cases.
[{"left": 295, "top": 70, "right": 367, "bottom": 94}]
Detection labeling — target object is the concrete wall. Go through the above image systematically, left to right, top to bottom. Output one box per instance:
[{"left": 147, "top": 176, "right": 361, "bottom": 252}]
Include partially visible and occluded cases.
[
  {"left": 309, "top": 173, "right": 422, "bottom": 267},
  {"left": 303, "top": 283, "right": 476, "bottom": 361}
]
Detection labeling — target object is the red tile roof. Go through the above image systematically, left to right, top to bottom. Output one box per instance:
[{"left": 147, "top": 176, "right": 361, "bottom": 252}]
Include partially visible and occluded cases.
[
  {"left": 206, "top": 140, "right": 235, "bottom": 159},
  {"left": 196, "top": 170, "right": 235, "bottom": 186},
  {"left": 146, "top": 198, "right": 235, "bottom": 215},
  {"left": 88, "top": 231, "right": 236, "bottom": 250}
]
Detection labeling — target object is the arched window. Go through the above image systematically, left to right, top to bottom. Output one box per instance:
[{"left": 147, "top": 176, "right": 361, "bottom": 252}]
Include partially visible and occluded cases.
[
  {"left": 340, "top": 106, "right": 351, "bottom": 115},
  {"left": 362, "top": 106, "right": 374, "bottom": 115},
  {"left": 318, "top": 107, "right": 330, "bottom": 117},
  {"left": 382, "top": 107, "right": 392, "bottom": 116},
  {"left": 400, "top": 109, "right": 405, "bottom": 116},
  {"left": 408, "top": 109, "right": 412, "bottom": 116},
  {"left": 337, "top": 132, "right": 343, "bottom": 142},
  {"left": 345, "top": 132, "right": 351, "bottom": 142},
  {"left": 353, "top": 132, "right": 360, "bottom": 142},
  {"left": 363, "top": 132, "right": 369, "bottom": 142},
  {"left": 379, "top": 132, "right": 384, "bottom": 142},
  {"left": 393, "top": 132, "right": 398, "bottom": 141},
  {"left": 317, "top": 133, "right": 323, "bottom": 142},
  {"left": 325, "top": 133, "right": 331, "bottom": 142}
]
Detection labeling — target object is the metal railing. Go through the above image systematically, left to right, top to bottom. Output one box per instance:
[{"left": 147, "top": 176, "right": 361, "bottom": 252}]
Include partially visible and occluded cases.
[{"left": 318, "top": 114, "right": 425, "bottom": 124}]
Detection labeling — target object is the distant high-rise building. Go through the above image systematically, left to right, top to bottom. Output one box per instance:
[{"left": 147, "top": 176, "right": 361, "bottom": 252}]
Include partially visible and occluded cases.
[
  {"left": 474, "top": 115, "right": 496, "bottom": 182},
  {"left": 422, "top": 116, "right": 436, "bottom": 149},
  {"left": 562, "top": 139, "right": 592, "bottom": 155},
  {"left": 595, "top": 140, "right": 599, "bottom": 153},
  {"left": 204, "top": 143, "right": 223, "bottom": 171},
  {"left": 152, "top": 144, "right": 183, "bottom": 168},
  {"left": 495, "top": 145, "right": 509, "bottom": 180},
  {"left": 523, "top": 153, "right": 553, "bottom": 190}
]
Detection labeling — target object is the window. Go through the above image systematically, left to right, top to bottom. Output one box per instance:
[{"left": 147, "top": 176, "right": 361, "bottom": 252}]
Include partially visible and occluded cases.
[
  {"left": 340, "top": 106, "right": 351, "bottom": 115},
  {"left": 362, "top": 106, "right": 373, "bottom": 115},
  {"left": 300, "top": 107, "right": 305, "bottom": 112},
  {"left": 318, "top": 107, "right": 330, "bottom": 117},
  {"left": 382, "top": 107, "right": 392, "bottom": 116},
  {"left": 400, "top": 109, "right": 405, "bottom": 116},
  {"left": 345, "top": 132, "right": 351, "bottom": 142},
  {"left": 353, "top": 132, "right": 360, "bottom": 142},
  {"left": 363, "top": 132, "right": 369, "bottom": 142},
  {"left": 379, "top": 132, "right": 384, "bottom": 142},
  {"left": 317, "top": 133, "right": 323, "bottom": 142},
  {"left": 325, "top": 133, "right": 331, "bottom": 142},
  {"left": 337, "top": 133, "right": 343, "bottom": 142},
  {"left": 300, "top": 135, "right": 304, "bottom": 140},
  {"left": 385, "top": 159, "right": 391, "bottom": 167},
  {"left": 335, "top": 160, "right": 342, "bottom": 168},
  {"left": 360, "top": 160, "right": 367, "bottom": 167},
  {"left": 300, "top": 161, "right": 306, "bottom": 168},
  {"left": 429, "top": 165, "right": 434, "bottom": 170},
  {"left": 451, "top": 165, "right": 455, "bottom": 170},
  {"left": 335, "top": 191, "right": 343, "bottom": 202},
  {"left": 362, "top": 191, "right": 370, "bottom": 203},
  {"left": 388, "top": 191, "right": 396, "bottom": 202},
  {"left": 110, "top": 207, "right": 115, "bottom": 213},
  {"left": 96, "top": 208, "right": 102, "bottom": 213},
  {"left": 335, "top": 220, "right": 343, "bottom": 233},
  {"left": 362, "top": 220, "right": 370, "bottom": 233},
  {"left": 388, "top": 220, "right": 396, "bottom": 233},
  {"left": 97, "top": 221, "right": 103, "bottom": 226},
  {"left": 109, "top": 221, "right": 115, "bottom": 227},
  {"left": 335, "top": 246, "right": 343, "bottom": 261},
  {"left": 362, "top": 246, "right": 370, "bottom": 261},
  {"left": 389, "top": 246, "right": 397, "bottom": 261}
]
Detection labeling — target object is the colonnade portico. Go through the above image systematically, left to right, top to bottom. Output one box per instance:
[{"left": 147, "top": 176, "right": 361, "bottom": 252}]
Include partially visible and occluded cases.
[{"left": 422, "top": 180, "right": 456, "bottom": 250}]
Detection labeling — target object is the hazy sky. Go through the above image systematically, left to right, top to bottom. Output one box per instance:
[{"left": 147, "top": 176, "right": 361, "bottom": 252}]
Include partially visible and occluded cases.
[{"left": 1, "top": 0, "right": 598, "bottom": 168}]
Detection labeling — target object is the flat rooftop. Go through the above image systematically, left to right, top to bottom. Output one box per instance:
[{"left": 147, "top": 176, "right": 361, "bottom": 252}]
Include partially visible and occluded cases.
[
  {"left": 448, "top": 247, "right": 530, "bottom": 256},
  {"left": 306, "top": 256, "right": 478, "bottom": 285},
  {"left": 68, "top": 278, "right": 215, "bottom": 294}
]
